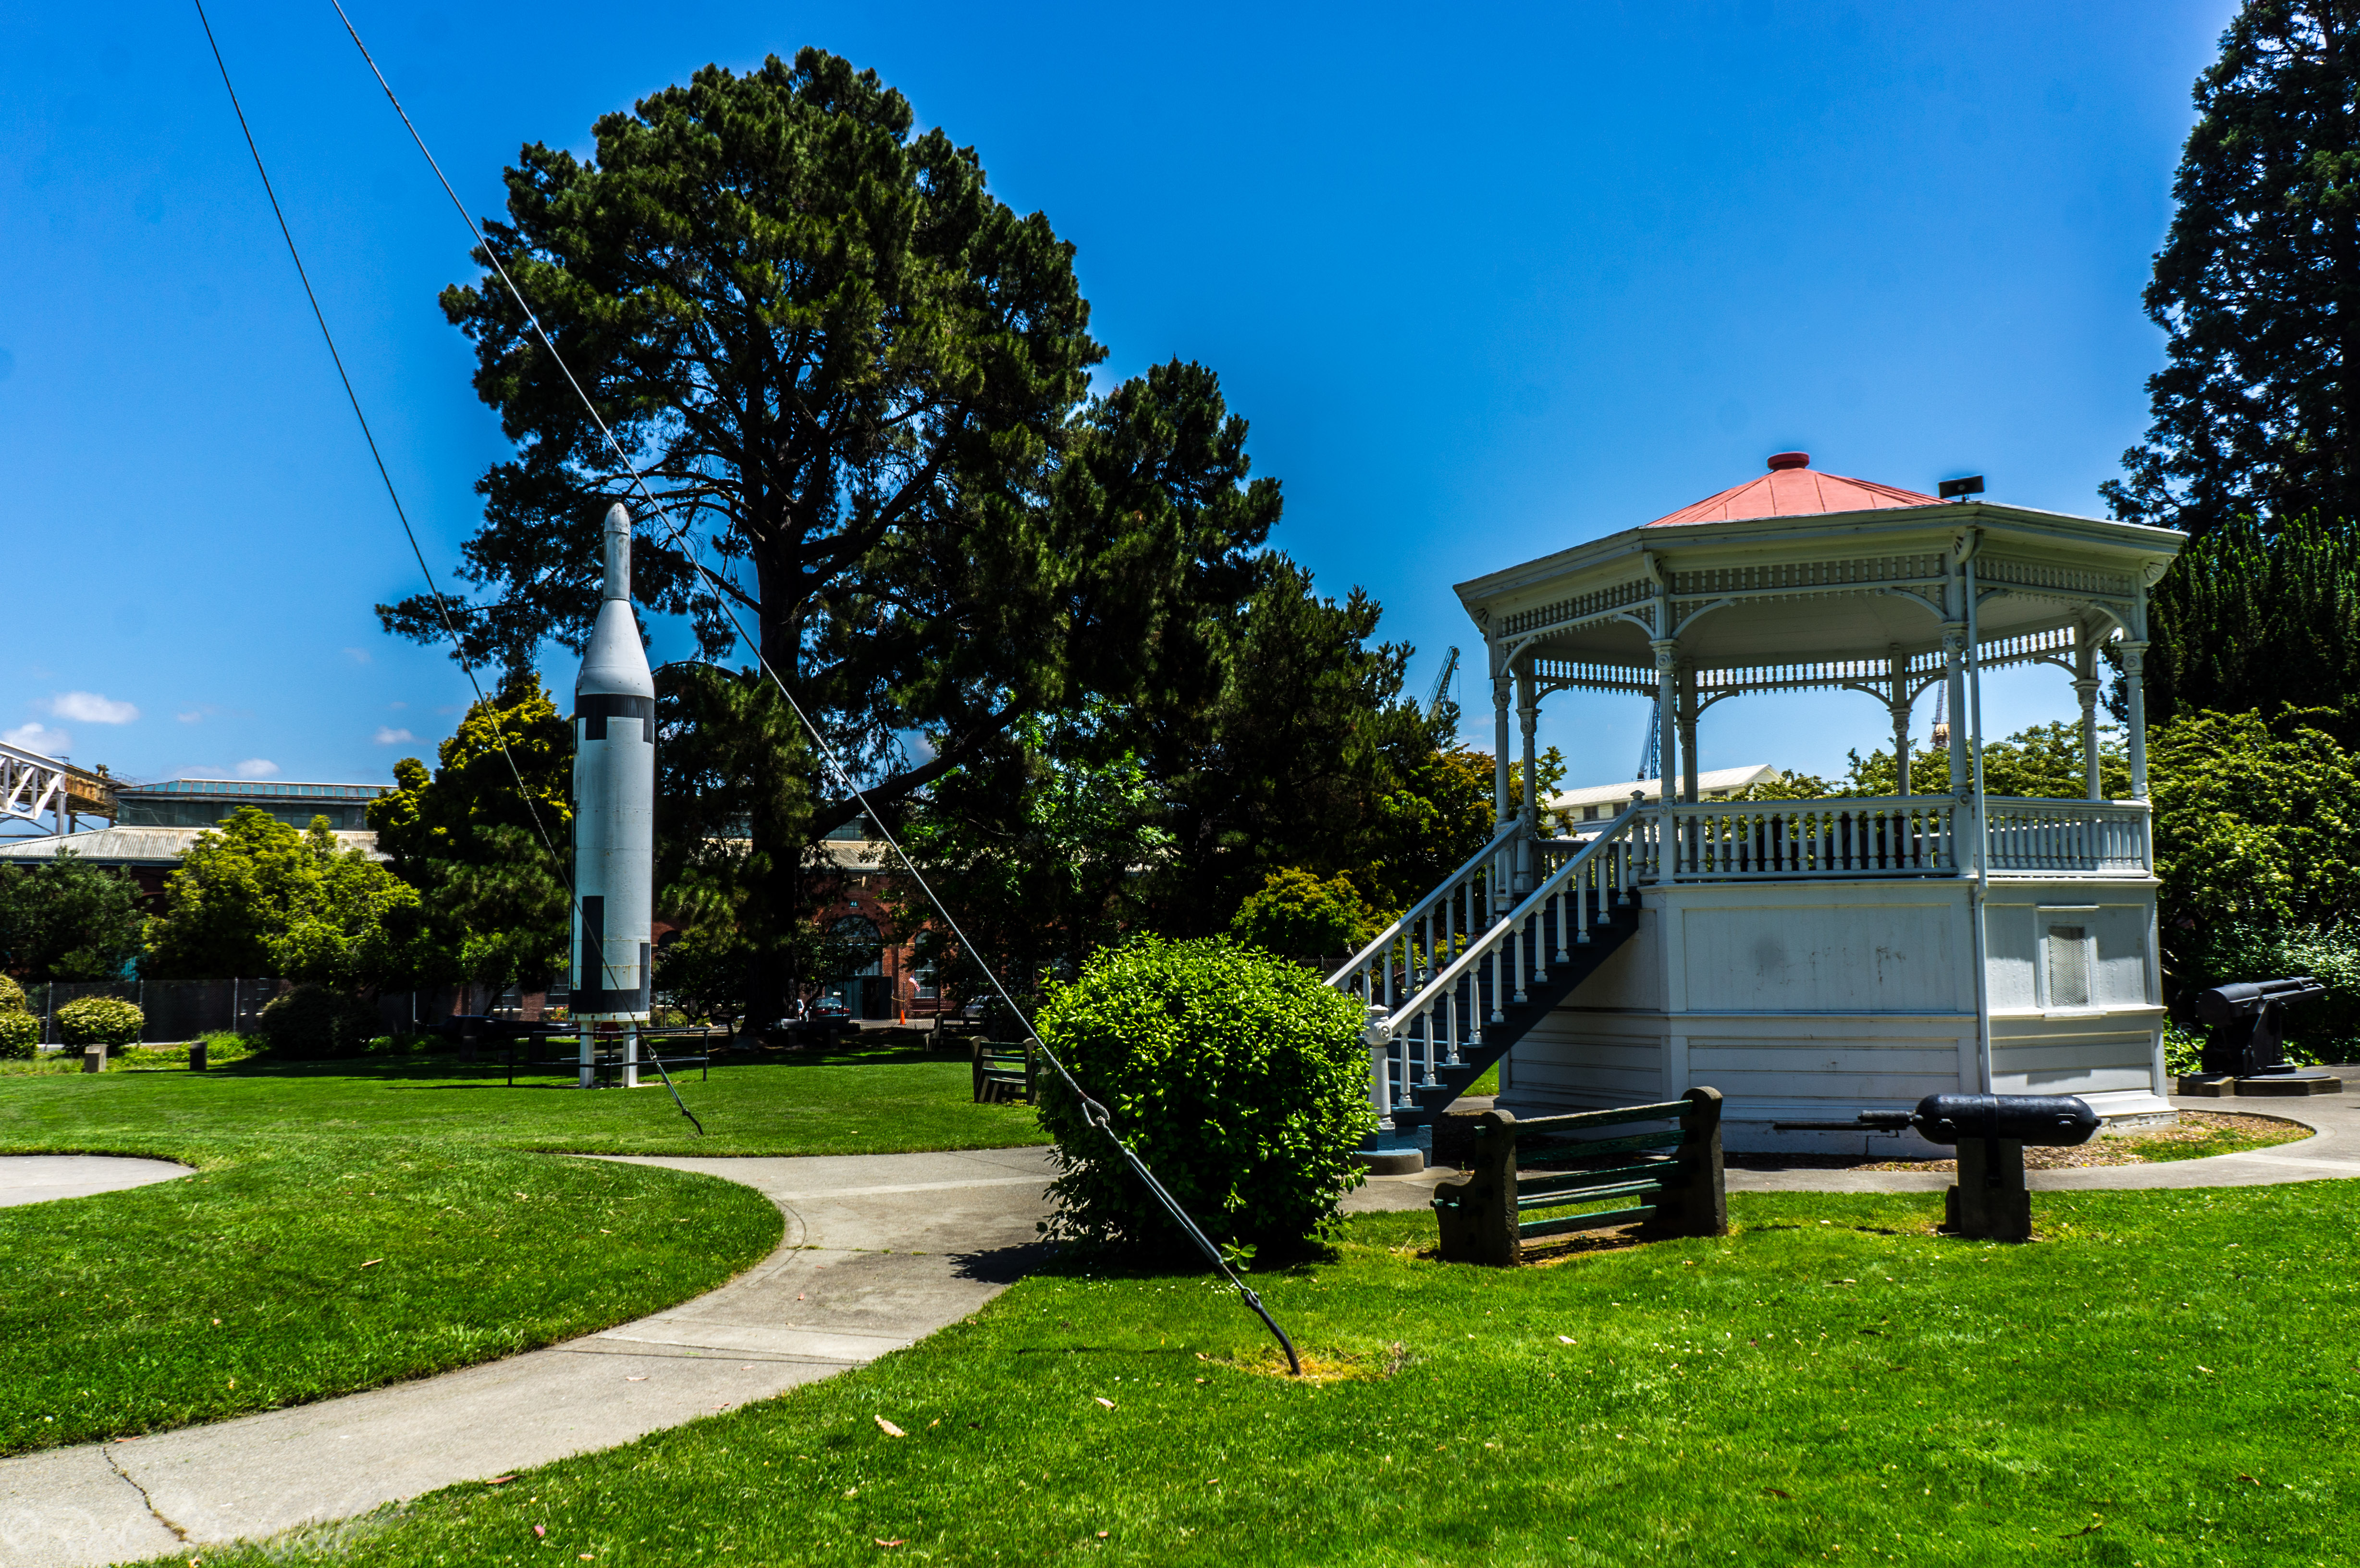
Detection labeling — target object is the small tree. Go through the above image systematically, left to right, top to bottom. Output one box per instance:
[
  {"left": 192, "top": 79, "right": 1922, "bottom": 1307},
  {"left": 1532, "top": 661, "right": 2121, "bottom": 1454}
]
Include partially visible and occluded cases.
[
  {"left": 369, "top": 669, "right": 572, "bottom": 995},
  {"left": 145, "top": 809, "right": 433, "bottom": 988},
  {"left": 0, "top": 853, "right": 146, "bottom": 982},
  {"left": 1228, "top": 869, "right": 1376, "bottom": 972},
  {"left": 1033, "top": 936, "right": 1373, "bottom": 1259}
]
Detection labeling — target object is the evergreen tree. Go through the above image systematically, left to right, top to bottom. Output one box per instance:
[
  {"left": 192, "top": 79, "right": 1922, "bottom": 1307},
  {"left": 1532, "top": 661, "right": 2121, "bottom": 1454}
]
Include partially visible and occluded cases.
[
  {"left": 2104, "top": 1, "right": 2360, "bottom": 536},
  {"left": 385, "top": 53, "right": 1274, "bottom": 1026},
  {"left": 2138, "top": 512, "right": 2360, "bottom": 739}
]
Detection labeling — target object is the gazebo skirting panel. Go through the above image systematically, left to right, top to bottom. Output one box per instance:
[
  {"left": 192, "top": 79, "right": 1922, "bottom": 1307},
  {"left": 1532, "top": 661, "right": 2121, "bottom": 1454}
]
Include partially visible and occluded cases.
[{"left": 1493, "top": 872, "right": 2171, "bottom": 1154}]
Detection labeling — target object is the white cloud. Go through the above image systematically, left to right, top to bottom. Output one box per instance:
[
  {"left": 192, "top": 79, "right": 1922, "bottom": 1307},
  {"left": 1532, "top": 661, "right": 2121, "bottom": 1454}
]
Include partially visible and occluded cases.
[
  {"left": 344, "top": 648, "right": 372, "bottom": 665},
  {"left": 47, "top": 691, "right": 138, "bottom": 724},
  {"left": 388, "top": 700, "right": 408, "bottom": 710},
  {"left": 177, "top": 710, "right": 204, "bottom": 724},
  {"left": 3, "top": 723, "right": 69, "bottom": 755},
  {"left": 373, "top": 726, "right": 416, "bottom": 745},
  {"left": 234, "top": 758, "right": 279, "bottom": 780}
]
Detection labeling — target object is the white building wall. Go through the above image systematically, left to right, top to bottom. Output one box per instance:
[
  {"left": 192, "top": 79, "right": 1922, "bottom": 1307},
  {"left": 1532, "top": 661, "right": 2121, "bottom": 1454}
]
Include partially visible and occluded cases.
[{"left": 1502, "top": 872, "right": 2170, "bottom": 1151}]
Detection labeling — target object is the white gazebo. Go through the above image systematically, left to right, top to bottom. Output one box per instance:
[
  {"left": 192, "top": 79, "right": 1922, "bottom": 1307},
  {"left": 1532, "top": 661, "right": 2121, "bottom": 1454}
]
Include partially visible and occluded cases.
[{"left": 1330, "top": 452, "right": 2186, "bottom": 1152}]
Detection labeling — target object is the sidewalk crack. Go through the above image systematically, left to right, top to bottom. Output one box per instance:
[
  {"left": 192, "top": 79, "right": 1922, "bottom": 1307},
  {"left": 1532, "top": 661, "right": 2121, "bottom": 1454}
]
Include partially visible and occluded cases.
[{"left": 104, "top": 1446, "right": 190, "bottom": 1543}]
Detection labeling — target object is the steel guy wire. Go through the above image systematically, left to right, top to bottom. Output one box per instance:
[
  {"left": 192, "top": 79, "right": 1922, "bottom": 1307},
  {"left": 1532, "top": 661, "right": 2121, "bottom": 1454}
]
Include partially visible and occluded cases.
[
  {"left": 192, "top": 0, "right": 703, "bottom": 1138},
  {"left": 327, "top": 0, "right": 1300, "bottom": 1370}
]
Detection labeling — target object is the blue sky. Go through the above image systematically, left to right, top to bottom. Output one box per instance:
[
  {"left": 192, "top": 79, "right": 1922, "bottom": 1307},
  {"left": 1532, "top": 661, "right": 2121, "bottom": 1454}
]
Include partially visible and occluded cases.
[{"left": 1, "top": 1, "right": 2232, "bottom": 795}]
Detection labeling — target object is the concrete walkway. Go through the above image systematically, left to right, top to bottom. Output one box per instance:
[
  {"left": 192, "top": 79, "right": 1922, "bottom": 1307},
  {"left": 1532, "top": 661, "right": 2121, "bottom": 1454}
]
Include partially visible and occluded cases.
[
  {"left": 0, "top": 1144, "right": 1063, "bottom": 1568},
  {"left": 0, "top": 1155, "right": 190, "bottom": 1209}
]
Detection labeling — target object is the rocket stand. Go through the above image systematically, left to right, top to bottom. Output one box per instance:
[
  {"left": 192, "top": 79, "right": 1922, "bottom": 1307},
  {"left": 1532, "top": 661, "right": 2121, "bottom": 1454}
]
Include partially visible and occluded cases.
[{"left": 573, "top": 1021, "right": 644, "bottom": 1089}]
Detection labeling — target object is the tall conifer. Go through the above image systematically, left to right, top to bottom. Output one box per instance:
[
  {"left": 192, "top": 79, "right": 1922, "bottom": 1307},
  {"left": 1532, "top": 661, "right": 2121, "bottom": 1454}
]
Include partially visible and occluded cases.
[{"left": 2105, "top": 2, "right": 2360, "bottom": 537}]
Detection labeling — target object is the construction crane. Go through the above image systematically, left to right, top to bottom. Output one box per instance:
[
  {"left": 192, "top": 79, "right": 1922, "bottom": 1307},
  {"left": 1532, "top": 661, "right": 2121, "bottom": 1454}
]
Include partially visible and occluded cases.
[
  {"left": 1424, "top": 647, "right": 1461, "bottom": 722},
  {"left": 1636, "top": 708, "right": 1660, "bottom": 783}
]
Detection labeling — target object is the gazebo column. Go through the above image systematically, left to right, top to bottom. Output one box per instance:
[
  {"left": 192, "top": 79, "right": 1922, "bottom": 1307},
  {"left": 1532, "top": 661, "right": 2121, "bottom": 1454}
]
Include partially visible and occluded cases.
[
  {"left": 1942, "top": 625, "right": 1969, "bottom": 794},
  {"left": 2074, "top": 632, "right": 2102, "bottom": 802},
  {"left": 1651, "top": 638, "right": 1680, "bottom": 877},
  {"left": 2121, "top": 640, "right": 2150, "bottom": 797},
  {"left": 1889, "top": 652, "right": 1913, "bottom": 797},
  {"left": 1491, "top": 653, "right": 1513, "bottom": 913},
  {"left": 1515, "top": 656, "right": 1539, "bottom": 894},
  {"left": 1676, "top": 661, "right": 1699, "bottom": 805}
]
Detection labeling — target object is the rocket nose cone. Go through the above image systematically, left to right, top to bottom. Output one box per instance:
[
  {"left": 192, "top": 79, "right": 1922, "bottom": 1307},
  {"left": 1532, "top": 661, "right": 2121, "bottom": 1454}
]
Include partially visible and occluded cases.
[{"left": 600, "top": 504, "right": 633, "bottom": 602}]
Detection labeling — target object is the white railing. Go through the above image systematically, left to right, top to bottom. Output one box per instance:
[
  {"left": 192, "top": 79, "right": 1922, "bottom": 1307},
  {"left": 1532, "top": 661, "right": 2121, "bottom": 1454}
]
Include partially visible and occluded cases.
[
  {"left": 1648, "top": 794, "right": 2151, "bottom": 879},
  {"left": 1655, "top": 796, "right": 1961, "bottom": 879},
  {"left": 1984, "top": 798, "right": 2151, "bottom": 874},
  {"left": 1360, "top": 802, "right": 1649, "bottom": 1118},
  {"left": 1328, "top": 820, "right": 1520, "bottom": 1014}
]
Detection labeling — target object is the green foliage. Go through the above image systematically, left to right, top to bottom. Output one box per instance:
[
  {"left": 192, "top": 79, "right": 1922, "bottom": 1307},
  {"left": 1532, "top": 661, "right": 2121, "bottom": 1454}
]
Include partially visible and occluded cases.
[
  {"left": 2104, "top": 2, "right": 2360, "bottom": 536},
  {"left": 2137, "top": 513, "right": 2360, "bottom": 741},
  {"left": 1135, "top": 558, "right": 1472, "bottom": 932},
  {"left": 369, "top": 668, "right": 573, "bottom": 992},
  {"left": 2149, "top": 706, "right": 2360, "bottom": 1006},
  {"left": 893, "top": 713, "right": 1173, "bottom": 1015},
  {"left": 1739, "top": 723, "right": 2131, "bottom": 802},
  {"left": 1734, "top": 770, "right": 1838, "bottom": 801},
  {"left": 144, "top": 808, "right": 434, "bottom": 988},
  {"left": 0, "top": 852, "right": 146, "bottom": 982},
  {"left": 1227, "top": 868, "right": 1377, "bottom": 971},
  {"left": 2196, "top": 922, "right": 2360, "bottom": 1063},
  {"left": 1033, "top": 936, "right": 1372, "bottom": 1256},
  {"left": 0, "top": 976, "right": 23, "bottom": 1014},
  {"left": 252, "top": 985, "right": 384, "bottom": 1061},
  {"left": 54, "top": 996, "right": 141, "bottom": 1049},
  {"left": 0, "top": 1013, "right": 36, "bottom": 1061}
]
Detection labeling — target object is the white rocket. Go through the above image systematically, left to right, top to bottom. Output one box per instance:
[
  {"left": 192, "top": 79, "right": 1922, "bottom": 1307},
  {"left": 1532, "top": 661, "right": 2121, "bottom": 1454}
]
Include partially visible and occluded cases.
[{"left": 571, "top": 502, "right": 655, "bottom": 1051}]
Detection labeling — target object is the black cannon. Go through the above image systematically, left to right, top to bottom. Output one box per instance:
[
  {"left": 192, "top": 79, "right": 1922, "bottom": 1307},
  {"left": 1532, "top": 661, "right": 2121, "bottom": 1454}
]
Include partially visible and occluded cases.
[
  {"left": 2194, "top": 977, "right": 2326, "bottom": 1079},
  {"left": 1773, "top": 1092, "right": 2101, "bottom": 1241}
]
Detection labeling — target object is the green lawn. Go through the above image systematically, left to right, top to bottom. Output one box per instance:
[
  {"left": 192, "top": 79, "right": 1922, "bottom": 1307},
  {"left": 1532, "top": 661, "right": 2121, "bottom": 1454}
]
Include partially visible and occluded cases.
[
  {"left": 0, "top": 1030, "right": 1048, "bottom": 1157},
  {"left": 0, "top": 1032, "right": 1040, "bottom": 1456},
  {"left": 0, "top": 1136, "right": 781, "bottom": 1457},
  {"left": 143, "top": 1183, "right": 2360, "bottom": 1568}
]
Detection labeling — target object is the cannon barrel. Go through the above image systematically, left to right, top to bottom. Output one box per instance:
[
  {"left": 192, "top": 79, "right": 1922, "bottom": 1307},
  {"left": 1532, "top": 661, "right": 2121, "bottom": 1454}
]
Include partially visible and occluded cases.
[
  {"left": 2195, "top": 977, "right": 2326, "bottom": 1027},
  {"left": 1775, "top": 1093, "right": 2098, "bottom": 1148}
]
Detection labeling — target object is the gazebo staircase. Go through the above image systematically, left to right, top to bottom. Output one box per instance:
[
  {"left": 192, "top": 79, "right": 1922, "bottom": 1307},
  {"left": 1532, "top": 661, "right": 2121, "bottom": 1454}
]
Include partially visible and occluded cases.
[
  {"left": 1330, "top": 801, "right": 1652, "bottom": 1131},
  {"left": 1383, "top": 888, "right": 1640, "bottom": 1127}
]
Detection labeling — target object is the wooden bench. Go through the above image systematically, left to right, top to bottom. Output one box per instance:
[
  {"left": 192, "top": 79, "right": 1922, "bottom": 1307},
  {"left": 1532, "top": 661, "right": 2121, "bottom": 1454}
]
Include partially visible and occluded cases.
[
  {"left": 972, "top": 1039, "right": 1035, "bottom": 1104},
  {"left": 1432, "top": 1088, "right": 1726, "bottom": 1264}
]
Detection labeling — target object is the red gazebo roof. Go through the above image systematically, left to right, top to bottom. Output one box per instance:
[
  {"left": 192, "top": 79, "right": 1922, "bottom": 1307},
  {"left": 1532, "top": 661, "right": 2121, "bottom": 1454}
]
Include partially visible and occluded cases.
[{"left": 1646, "top": 452, "right": 1942, "bottom": 527}]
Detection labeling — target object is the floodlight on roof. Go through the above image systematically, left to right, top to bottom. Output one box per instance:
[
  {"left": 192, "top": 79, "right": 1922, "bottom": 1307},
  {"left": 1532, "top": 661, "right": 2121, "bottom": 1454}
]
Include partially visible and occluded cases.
[{"left": 1938, "top": 474, "right": 1986, "bottom": 501}]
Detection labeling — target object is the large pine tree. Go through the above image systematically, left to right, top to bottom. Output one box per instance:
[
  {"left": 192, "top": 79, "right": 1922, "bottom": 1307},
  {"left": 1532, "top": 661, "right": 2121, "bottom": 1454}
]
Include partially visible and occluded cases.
[
  {"left": 2104, "top": 1, "right": 2360, "bottom": 537},
  {"left": 384, "top": 52, "right": 1276, "bottom": 1026}
]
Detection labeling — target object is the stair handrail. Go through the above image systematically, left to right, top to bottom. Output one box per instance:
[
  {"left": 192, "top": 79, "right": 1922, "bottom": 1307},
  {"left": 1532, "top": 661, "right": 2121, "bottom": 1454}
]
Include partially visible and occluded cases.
[
  {"left": 1379, "top": 798, "right": 1649, "bottom": 1043},
  {"left": 1326, "top": 819, "right": 1524, "bottom": 991}
]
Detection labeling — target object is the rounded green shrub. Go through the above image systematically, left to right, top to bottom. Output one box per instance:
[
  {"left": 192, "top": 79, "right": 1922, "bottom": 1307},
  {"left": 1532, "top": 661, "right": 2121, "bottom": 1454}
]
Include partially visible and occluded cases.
[
  {"left": 1227, "top": 868, "right": 1378, "bottom": 971},
  {"left": 1034, "top": 935, "right": 1374, "bottom": 1258},
  {"left": 0, "top": 976, "right": 26, "bottom": 1014},
  {"left": 254, "top": 985, "right": 382, "bottom": 1060},
  {"left": 55, "top": 996, "right": 143, "bottom": 1049},
  {"left": 0, "top": 1011, "right": 37, "bottom": 1060}
]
